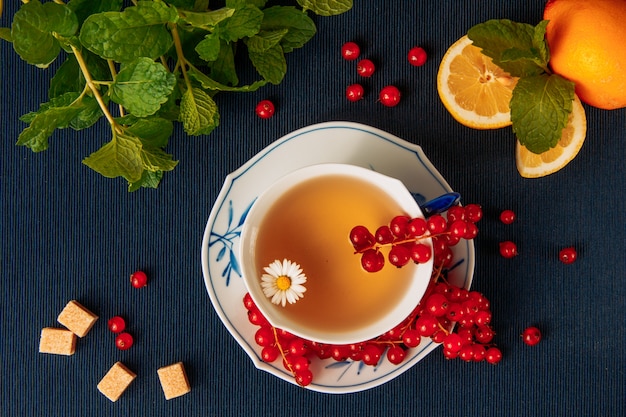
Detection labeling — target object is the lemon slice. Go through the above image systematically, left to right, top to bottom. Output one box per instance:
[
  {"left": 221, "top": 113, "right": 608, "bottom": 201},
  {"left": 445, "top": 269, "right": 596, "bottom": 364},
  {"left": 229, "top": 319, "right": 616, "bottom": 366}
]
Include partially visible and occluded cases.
[
  {"left": 437, "top": 35, "right": 518, "bottom": 129},
  {"left": 515, "top": 95, "right": 587, "bottom": 178}
]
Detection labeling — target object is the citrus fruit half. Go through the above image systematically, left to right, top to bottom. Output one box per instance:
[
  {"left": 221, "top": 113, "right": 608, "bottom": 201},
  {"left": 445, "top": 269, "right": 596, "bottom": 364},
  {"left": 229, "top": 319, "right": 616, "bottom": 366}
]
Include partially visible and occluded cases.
[
  {"left": 437, "top": 35, "right": 518, "bottom": 129},
  {"left": 515, "top": 95, "right": 587, "bottom": 178}
]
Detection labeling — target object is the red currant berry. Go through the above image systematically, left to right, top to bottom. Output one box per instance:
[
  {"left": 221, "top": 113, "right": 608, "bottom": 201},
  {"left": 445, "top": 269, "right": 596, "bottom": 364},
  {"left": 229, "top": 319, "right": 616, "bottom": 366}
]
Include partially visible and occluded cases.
[
  {"left": 341, "top": 41, "right": 360, "bottom": 60},
  {"left": 408, "top": 46, "right": 427, "bottom": 66},
  {"left": 356, "top": 58, "right": 375, "bottom": 77},
  {"left": 346, "top": 83, "right": 365, "bottom": 102},
  {"left": 379, "top": 85, "right": 401, "bottom": 107},
  {"left": 255, "top": 99, "right": 275, "bottom": 119},
  {"left": 464, "top": 204, "right": 483, "bottom": 222},
  {"left": 446, "top": 205, "right": 465, "bottom": 222},
  {"left": 499, "top": 209, "right": 516, "bottom": 224},
  {"left": 427, "top": 214, "right": 448, "bottom": 234},
  {"left": 389, "top": 215, "right": 411, "bottom": 237},
  {"left": 407, "top": 217, "right": 428, "bottom": 237},
  {"left": 448, "top": 219, "right": 468, "bottom": 238},
  {"left": 463, "top": 222, "right": 479, "bottom": 240},
  {"left": 349, "top": 225, "right": 374, "bottom": 251},
  {"left": 375, "top": 225, "right": 394, "bottom": 244},
  {"left": 499, "top": 241, "right": 518, "bottom": 258},
  {"left": 410, "top": 243, "right": 432, "bottom": 263},
  {"left": 388, "top": 245, "right": 411, "bottom": 267},
  {"left": 559, "top": 247, "right": 577, "bottom": 264},
  {"left": 361, "top": 249, "right": 385, "bottom": 272},
  {"left": 130, "top": 270, "right": 148, "bottom": 288},
  {"left": 243, "top": 292, "right": 256, "bottom": 310},
  {"left": 425, "top": 293, "right": 449, "bottom": 317},
  {"left": 445, "top": 302, "right": 464, "bottom": 321},
  {"left": 247, "top": 308, "right": 268, "bottom": 326},
  {"left": 474, "top": 310, "right": 492, "bottom": 326},
  {"left": 415, "top": 314, "right": 440, "bottom": 337},
  {"left": 107, "top": 316, "right": 126, "bottom": 333},
  {"left": 474, "top": 325, "right": 495, "bottom": 344},
  {"left": 254, "top": 326, "right": 275, "bottom": 347},
  {"left": 522, "top": 326, "right": 542, "bottom": 346},
  {"left": 402, "top": 329, "right": 421, "bottom": 348},
  {"left": 115, "top": 332, "right": 134, "bottom": 350},
  {"left": 443, "top": 333, "right": 463, "bottom": 353},
  {"left": 288, "top": 338, "right": 308, "bottom": 356},
  {"left": 361, "top": 344, "right": 383, "bottom": 366},
  {"left": 458, "top": 344, "right": 475, "bottom": 362},
  {"left": 473, "top": 344, "right": 487, "bottom": 362},
  {"left": 261, "top": 345, "right": 280, "bottom": 362},
  {"left": 330, "top": 345, "right": 350, "bottom": 361},
  {"left": 386, "top": 345, "right": 406, "bottom": 365},
  {"left": 485, "top": 347, "right": 503, "bottom": 364},
  {"left": 284, "top": 354, "right": 309, "bottom": 372},
  {"left": 294, "top": 369, "right": 313, "bottom": 386}
]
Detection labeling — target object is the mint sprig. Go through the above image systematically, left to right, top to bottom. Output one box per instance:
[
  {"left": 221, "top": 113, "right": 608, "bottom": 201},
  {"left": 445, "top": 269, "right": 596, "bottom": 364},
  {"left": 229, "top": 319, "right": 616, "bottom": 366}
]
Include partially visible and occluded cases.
[
  {"left": 2, "top": 0, "right": 351, "bottom": 190},
  {"left": 468, "top": 19, "right": 576, "bottom": 154}
]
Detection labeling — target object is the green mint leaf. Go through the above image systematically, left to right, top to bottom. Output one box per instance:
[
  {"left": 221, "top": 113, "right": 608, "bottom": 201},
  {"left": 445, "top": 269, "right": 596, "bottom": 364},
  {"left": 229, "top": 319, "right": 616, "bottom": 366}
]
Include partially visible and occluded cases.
[
  {"left": 67, "top": 0, "right": 123, "bottom": 25},
  {"left": 164, "top": 0, "right": 197, "bottom": 9},
  {"left": 297, "top": 0, "right": 353, "bottom": 16},
  {"left": 11, "top": 1, "right": 78, "bottom": 67},
  {"left": 79, "top": 1, "right": 177, "bottom": 63},
  {"left": 215, "top": 4, "right": 263, "bottom": 42},
  {"left": 261, "top": 6, "right": 316, "bottom": 52},
  {"left": 178, "top": 7, "right": 235, "bottom": 30},
  {"left": 467, "top": 19, "right": 549, "bottom": 77},
  {"left": 0, "top": 27, "right": 12, "bottom": 42},
  {"left": 245, "top": 29, "right": 289, "bottom": 53},
  {"left": 195, "top": 33, "right": 222, "bottom": 62},
  {"left": 207, "top": 40, "right": 239, "bottom": 86},
  {"left": 248, "top": 44, "right": 287, "bottom": 84},
  {"left": 110, "top": 58, "right": 176, "bottom": 117},
  {"left": 187, "top": 64, "right": 266, "bottom": 92},
  {"left": 511, "top": 74, "right": 575, "bottom": 154},
  {"left": 180, "top": 87, "right": 220, "bottom": 136},
  {"left": 17, "top": 92, "right": 89, "bottom": 151},
  {"left": 68, "top": 95, "right": 103, "bottom": 130},
  {"left": 124, "top": 117, "right": 174, "bottom": 148},
  {"left": 83, "top": 130, "right": 144, "bottom": 182},
  {"left": 139, "top": 145, "right": 179, "bottom": 173},
  {"left": 128, "top": 170, "right": 164, "bottom": 192}
]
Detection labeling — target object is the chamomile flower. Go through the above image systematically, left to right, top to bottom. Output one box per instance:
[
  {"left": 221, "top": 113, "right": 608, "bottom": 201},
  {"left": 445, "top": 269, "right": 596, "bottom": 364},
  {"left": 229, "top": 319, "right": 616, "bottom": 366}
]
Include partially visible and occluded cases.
[{"left": 261, "top": 259, "right": 307, "bottom": 307}]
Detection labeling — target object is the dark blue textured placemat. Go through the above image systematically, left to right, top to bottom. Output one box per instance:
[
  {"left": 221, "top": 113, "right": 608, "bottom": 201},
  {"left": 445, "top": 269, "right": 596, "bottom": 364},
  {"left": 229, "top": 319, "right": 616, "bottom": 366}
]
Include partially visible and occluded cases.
[{"left": 1, "top": 1, "right": 625, "bottom": 416}]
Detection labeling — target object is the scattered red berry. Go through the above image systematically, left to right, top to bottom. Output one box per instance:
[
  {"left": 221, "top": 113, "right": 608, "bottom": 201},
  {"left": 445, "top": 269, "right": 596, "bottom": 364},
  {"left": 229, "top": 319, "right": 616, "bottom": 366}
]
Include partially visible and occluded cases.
[
  {"left": 341, "top": 41, "right": 360, "bottom": 60},
  {"left": 408, "top": 46, "right": 428, "bottom": 66},
  {"left": 356, "top": 58, "right": 375, "bottom": 77},
  {"left": 346, "top": 83, "right": 365, "bottom": 102},
  {"left": 379, "top": 85, "right": 401, "bottom": 107},
  {"left": 255, "top": 99, "right": 275, "bottom": 119},
  {"left": 499, "top": 209, "right": 516, "bottom": 224},
  {"left": 499, "top": 241, "right": 518, "bottom": 258},
  {"left": 559, "top": 247, "right": 577, "bottom": 264},
  {"left": 130, "top": 270, "right": 148, "bottom": 288},
  {"left": 107, "top": 316, "right": 126, "bottom": 333},
  {"left": 522, "top": 326, "right": 542, "bottom": 346},
  {"left": 115, "top": 332, "right": 134, "bottom": 350},
  {"left": 485, "top": 347, "right": 503, "bottom": 364}
]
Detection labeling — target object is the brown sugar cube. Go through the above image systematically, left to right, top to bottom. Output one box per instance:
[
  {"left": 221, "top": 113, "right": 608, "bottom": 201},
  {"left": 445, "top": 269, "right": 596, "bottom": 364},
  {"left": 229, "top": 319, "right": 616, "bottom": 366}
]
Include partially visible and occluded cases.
[
  {"left": 57, "top": 300, "right": 98, "bottom": 337},
  {"left": 39, "top": 327, "right": 77, "bottom": 356},
  {"left": 97, "top": 362, "right": 136, "bottom": 402},
  {"left": 157, "top": 362, "right": 191, "bottom": 400}
]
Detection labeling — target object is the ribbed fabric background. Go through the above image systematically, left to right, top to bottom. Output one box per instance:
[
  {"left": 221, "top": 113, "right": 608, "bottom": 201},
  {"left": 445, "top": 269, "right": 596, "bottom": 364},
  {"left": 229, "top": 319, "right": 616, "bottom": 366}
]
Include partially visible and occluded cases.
[{"left": 1, "top": 1, "right": 625, "bottom": 416}]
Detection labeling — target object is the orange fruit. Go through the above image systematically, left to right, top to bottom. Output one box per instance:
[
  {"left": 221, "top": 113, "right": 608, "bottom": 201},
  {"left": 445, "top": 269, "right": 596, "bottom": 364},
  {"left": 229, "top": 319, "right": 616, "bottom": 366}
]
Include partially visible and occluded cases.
[
  {"left": 544, "top": 0, "right": 626, "bottom": 110},
  {"left": 437, "top": 35, "right": 518, "bottom": 129},
  {"left": 515, "top": 94, "right": 587, "bottom": 178}
]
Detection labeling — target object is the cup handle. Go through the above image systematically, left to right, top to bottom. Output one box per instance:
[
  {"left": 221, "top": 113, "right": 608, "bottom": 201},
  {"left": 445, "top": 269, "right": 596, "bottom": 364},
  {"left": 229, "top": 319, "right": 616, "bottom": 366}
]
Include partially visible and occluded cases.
[{"left": 419, "top": 192, "right": 461, "bottom": 217}]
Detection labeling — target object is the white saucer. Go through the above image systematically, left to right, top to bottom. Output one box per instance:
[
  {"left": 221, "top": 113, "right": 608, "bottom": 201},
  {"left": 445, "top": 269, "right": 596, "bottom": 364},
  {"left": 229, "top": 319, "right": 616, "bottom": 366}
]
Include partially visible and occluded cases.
[{"left": 201, "top": 122, "right": 475, "bottom": 393}]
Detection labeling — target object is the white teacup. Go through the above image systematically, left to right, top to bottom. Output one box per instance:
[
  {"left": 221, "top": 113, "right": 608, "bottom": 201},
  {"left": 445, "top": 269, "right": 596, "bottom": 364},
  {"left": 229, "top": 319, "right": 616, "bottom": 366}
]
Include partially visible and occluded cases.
[{"left": 239, "top": 163, "right": 433, "bottom": 345}]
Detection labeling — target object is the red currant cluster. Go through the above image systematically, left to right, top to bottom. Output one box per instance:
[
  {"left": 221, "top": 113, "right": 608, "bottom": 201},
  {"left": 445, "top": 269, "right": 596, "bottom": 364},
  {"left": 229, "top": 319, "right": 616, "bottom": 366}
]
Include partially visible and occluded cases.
[
  {"left": 341, "top": 41, "right": 427, "bottom": 106},
  {"left": 244, "top": 204, "right": 506, "bottom": 388},
  {"left": 350, "top": 204, "right": 482, "bottom": 272}
]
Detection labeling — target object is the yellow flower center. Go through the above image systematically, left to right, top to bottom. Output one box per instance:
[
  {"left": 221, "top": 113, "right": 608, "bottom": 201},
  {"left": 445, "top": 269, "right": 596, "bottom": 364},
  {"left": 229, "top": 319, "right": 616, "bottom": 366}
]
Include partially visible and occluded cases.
[{"left": 275, "top": 275, "right": 292, "bottom": 291}]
